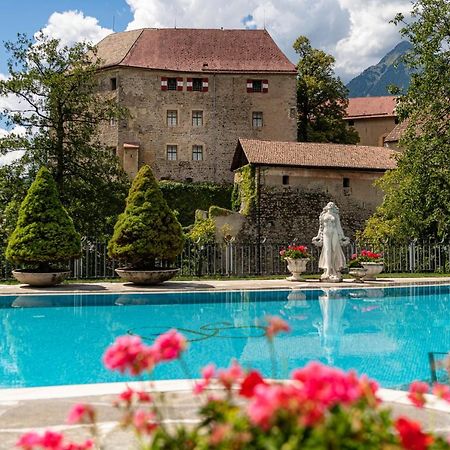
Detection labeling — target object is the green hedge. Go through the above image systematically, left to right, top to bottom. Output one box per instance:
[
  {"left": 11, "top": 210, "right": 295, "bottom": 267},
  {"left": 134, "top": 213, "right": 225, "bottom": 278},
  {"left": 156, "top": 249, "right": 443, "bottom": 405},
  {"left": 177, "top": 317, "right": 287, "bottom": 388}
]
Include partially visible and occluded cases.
[{"left": 159, "top": 181, "right": 232, "bottom": 226}]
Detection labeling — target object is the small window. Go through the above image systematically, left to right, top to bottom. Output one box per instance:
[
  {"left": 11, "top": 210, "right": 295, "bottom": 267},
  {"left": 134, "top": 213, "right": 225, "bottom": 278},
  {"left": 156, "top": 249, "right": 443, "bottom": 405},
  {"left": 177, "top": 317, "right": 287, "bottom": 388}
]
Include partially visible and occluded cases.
[
  {"left": 110, "top": 77, "right": 117, "bottom": 90},
  {"left": 167, "top": 78, "right": 177, "bottom": 91},
  {"left": 192, "top": 78, "right": 203, "bottom": 91},
  {"left": 252, "top": 80, "right": 262, "bottom": 92},
  {"left": 167, "top": 110, "right": 178, "bottom": 126},
  {"left": 192, "top": 110, "right": 203, "bottom": 126},
  {"left": 252, "top": 112, "right": 263, "bottom": 128},
  {"left": 394, "top": 117, "right": 399, "bottom": 124},
  {"left": 348, "top": 120, "right": 355, "bottom": 126},
  {"left": 167, "top": 145, "right": 177, "bottom": 161},
  {"left": 192, "top": 145, "right": 203, "bottom": 161},
  {"left": 282, "top": 175, "right": 289, "bottom": 185},
  {"left": 185, "top": 177, "right": 193, "bottom": 183},
  {"left": 343, "top": 177, "right": 350, "bottom": 188}
]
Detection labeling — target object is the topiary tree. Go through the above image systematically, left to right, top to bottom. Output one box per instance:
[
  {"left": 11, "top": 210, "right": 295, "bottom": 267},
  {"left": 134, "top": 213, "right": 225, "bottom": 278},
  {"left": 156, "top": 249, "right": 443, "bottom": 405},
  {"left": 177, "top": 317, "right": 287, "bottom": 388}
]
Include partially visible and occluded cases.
[
  {"left": 108, "top": 165, "right": 185, "bottom": 269},
  {"left": 6, "top": 167, "right": 81, "bottom": 270}
]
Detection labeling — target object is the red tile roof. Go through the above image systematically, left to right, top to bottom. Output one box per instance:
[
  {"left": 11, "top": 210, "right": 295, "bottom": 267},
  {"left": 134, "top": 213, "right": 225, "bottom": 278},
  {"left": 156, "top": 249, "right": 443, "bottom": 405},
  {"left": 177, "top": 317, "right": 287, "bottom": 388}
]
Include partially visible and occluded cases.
[
  {"left": 95, "top": 28, "right": 296, "bottom": 73},
  {"left": 345, "top": 96, "right": 398, "bottom": 119},
  {"left": 384, "top": 119, "right": 409, "bottom": 143},
  {"left": 231, "top": 139, "right": 397, "bottom": 171}
]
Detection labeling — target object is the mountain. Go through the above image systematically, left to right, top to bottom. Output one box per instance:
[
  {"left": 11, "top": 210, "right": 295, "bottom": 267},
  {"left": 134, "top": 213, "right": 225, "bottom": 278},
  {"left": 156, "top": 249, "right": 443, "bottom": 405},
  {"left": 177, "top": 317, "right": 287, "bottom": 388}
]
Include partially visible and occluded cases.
[{"left": 346, "top": 41, "right": 413, "bottom": 98}]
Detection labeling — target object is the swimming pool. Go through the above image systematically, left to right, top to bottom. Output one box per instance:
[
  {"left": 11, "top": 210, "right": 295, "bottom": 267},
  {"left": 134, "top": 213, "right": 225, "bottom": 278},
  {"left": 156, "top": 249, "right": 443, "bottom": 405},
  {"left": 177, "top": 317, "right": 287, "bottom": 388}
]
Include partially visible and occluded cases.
[{"left": 0, "top": 285, "right": 449, "bottom": 389}]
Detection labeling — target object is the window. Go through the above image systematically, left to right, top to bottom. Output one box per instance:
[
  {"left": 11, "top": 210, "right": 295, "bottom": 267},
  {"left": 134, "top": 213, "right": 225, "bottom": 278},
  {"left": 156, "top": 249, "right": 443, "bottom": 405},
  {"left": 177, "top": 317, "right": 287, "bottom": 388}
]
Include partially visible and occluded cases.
[
  {"left": 110, "top": 77, "right": 117, "bottom": 90},
  {"left": 167, "top": 78, "right": 177, "bottom": 90},
  {"left": 192, "top": 78, "right": 203, "bottom": 91},
  {"left": 252, "top": 80, "right": 262, "bottom": 92},
  {"left": 167, "top": 110, "right": 178, "bottom": 126},
  {"left": 192, "top": 110, "right": 203, "bottom": 126},
  {"left": 252, "top": 112, "right": 263, "bottom": 128},
  {"left": 110, "top": 117, "right": 117, "bottom": 127},
  {"left": 394, "top": 117, "right": 399, "bottom": 124},
  {"left": 348, "top": 120, "right": 355, "bottom": 126},
  {"left": 167, "top": 145, "right": 177, "bottom": 160},
  {"left": 192, "top": 145, "right": 203, "bottom": 161},
  {"left": 282, "top": 175, "right": 289, "bottom": 185},
  {"left": 343, "top": 178, "right": 350, "bottom": 188}
]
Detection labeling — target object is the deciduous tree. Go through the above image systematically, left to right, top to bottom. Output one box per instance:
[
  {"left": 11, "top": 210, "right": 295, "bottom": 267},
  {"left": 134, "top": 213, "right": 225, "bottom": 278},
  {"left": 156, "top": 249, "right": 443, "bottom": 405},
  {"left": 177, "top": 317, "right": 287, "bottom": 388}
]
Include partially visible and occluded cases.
[{"left": 0, "top": 33, "right": 129, "bottom": 239}]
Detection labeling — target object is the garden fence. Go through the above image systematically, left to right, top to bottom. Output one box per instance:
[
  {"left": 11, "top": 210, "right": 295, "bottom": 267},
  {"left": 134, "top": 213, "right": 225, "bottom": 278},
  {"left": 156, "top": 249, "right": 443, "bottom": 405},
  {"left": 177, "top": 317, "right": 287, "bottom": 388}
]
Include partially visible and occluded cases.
[{"left": 1, "top": 239, "right": 450, "bottom": 281}]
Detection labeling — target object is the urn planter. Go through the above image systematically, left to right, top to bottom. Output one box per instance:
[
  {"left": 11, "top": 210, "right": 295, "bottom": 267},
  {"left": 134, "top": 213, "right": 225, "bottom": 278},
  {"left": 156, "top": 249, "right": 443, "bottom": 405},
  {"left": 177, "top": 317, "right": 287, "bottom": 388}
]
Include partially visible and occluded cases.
[
  {"left": 285, "top": 258, "right": 309, "bottom": 282},
  {"left": 360, "top": 262, "right": 384, "bottom": 281},
  {"left": 349, "top": 267, "right": 367, "bottom": 283},
  {"left": 115, "top": 268, "right": 179, "bottom": 285},
  {"left": 12, "top": 269, "right": 70, "bottom": 287}
]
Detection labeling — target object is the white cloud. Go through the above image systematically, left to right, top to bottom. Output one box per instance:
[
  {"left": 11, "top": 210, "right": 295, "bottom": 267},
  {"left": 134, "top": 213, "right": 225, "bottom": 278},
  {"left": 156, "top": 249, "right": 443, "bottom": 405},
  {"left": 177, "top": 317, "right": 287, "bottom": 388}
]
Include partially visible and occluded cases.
[
  {"left": 124, "top": 0, "right": 411, "bottom": 81},
  {"left": 40, "top": 10, "right": 113, "bottom": 46},
  {"left": 0, "top": 126, "right": 26, "bottom": 166}
]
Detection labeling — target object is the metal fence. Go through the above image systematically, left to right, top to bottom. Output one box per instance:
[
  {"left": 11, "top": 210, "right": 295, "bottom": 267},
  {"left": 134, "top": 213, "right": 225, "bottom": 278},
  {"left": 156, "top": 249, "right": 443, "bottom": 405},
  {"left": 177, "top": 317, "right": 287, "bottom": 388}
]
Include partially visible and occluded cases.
[{"left": 1, "top": 239, "right": 450, "bottom": 281}]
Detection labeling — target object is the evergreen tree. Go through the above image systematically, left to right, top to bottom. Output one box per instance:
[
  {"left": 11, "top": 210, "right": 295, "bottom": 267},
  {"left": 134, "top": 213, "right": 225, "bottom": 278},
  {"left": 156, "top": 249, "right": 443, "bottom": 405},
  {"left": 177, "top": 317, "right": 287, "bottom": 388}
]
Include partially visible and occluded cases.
[
  {"left": 0, "top": 33, "right": 129, "bottom": 239},
  {"left": 294, "top": 36, "right": 359, "bottom": 144},
  {"left": 108, "top": 165, "right": 184, "bottom": 269},
  {"left": 6, "top": 167, "right": 81, "bottom": 269}
]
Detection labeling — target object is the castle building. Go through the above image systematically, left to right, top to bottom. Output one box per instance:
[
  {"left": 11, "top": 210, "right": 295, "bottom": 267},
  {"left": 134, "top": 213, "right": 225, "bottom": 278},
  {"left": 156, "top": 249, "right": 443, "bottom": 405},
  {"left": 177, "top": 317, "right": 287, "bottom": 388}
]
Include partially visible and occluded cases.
[{"left": 96, "top": 28, "right": 298, "bottom": 181}]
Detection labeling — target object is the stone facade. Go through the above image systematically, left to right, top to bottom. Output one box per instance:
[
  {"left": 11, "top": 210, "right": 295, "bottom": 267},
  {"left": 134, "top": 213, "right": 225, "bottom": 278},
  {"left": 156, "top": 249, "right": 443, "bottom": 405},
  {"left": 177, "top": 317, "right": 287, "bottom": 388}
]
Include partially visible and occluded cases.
[
  {"left": 97, "top": 68, "right": 297, "bottom": 182},
  {"left": 237, "top": 166, "right": 386, "bottom": 244}
]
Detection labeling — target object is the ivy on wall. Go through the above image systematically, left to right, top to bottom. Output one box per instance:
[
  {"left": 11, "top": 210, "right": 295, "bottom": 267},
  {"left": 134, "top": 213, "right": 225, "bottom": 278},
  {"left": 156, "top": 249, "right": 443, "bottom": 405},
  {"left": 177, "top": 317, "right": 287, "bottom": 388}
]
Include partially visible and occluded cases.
[
  {"left": 232, "top": 164, "right": 257, "bottom": 216},
  {"left": 159, "top": 181, "right": 233, "bottom": 226}
]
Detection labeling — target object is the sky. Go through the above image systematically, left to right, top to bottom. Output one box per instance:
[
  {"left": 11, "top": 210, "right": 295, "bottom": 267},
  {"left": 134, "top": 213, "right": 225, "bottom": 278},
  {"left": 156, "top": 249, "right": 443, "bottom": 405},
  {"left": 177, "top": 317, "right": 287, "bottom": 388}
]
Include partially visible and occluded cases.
[{"left": 0, "top": 0, "right": 412, "bottom": 81}]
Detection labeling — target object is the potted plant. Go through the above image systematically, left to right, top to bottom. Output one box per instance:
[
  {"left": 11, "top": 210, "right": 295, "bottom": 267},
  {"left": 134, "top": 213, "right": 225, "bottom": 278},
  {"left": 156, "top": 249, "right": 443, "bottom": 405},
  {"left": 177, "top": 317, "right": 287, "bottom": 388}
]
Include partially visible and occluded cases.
[
  {"left": 108, "top": 165, "right": 185, "bottom": 285},
  {"left": 6, "top": 167, "right": 81, "bottom": 286},
  {"left": 280, "top": 245, "right": 310, "bottom": 281},
  {"left": 350, "top": 250, "right": 384, "bottom": 281},
  {"left": 347, "top": 256, "right": 367, "bottom": 282}
]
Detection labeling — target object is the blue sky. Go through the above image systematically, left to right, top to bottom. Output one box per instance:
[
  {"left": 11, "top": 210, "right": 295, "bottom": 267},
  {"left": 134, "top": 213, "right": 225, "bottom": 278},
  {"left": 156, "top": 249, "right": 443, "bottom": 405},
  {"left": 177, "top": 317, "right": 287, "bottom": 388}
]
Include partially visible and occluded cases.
[{"left": 0, "top": 0, "right": 411, "bottom": 82}]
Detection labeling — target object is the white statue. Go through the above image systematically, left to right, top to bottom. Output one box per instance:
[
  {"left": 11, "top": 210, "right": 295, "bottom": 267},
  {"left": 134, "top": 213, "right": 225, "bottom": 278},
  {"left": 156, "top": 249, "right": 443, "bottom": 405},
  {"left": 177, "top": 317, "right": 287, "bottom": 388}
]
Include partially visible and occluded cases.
[{"left": 312, "top": 202, "right": 350, "bottom": 282}]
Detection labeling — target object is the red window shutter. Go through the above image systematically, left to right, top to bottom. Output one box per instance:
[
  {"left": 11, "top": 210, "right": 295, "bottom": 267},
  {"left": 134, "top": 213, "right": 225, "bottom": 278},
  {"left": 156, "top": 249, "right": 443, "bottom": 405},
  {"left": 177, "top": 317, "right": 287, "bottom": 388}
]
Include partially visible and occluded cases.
[
  {"left": 161, "top": 76, "right": 168, "bottom": 91},
  {"left": 177, "top": 77, "right": 183, "bottom": 91},
  {"left": 187, "top": 77, "right": 193, "bottom": 91},
  {"left": 202, "top": 78, "right": 208, "bottom": 92},
  {"left": 247, "top": 79, "right": 253, "bottom": 93},
  {"left": 262, "top": 79, "right": 269, "bottom": 93}
]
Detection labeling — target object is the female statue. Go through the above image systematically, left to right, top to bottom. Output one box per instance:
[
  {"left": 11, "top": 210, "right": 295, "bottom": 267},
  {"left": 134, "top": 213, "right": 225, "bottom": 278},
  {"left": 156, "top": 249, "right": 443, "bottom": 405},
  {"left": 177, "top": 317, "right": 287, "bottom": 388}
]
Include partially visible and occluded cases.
[{"left": 312, "top": 202, "right": 349, "bottom": 282}]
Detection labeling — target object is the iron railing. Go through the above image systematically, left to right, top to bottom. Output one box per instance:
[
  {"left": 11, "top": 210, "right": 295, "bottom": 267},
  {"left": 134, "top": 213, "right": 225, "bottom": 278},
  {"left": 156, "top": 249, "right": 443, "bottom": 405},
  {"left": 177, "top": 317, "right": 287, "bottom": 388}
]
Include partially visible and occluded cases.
[{"left": 1, "top": 240, "right": 450, "bottom": 281}]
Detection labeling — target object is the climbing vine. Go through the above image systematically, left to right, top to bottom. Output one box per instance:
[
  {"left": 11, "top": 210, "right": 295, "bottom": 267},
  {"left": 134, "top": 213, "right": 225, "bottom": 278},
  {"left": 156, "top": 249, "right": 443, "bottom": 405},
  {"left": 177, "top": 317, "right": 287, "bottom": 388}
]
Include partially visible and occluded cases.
[{"left": 233, "top": 164, "right": 257, "bottom": 216}]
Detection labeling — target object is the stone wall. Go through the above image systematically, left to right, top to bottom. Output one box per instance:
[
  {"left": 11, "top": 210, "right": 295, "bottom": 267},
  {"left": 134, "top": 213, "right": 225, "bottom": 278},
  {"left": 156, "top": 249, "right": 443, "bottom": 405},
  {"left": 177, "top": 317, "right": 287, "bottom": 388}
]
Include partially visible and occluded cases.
[
  {"left": 97, "top": 67, "right": 297, "bottom": 182},
  {"left": 236, "top": 166, "right": 385, "bottom": 244}
]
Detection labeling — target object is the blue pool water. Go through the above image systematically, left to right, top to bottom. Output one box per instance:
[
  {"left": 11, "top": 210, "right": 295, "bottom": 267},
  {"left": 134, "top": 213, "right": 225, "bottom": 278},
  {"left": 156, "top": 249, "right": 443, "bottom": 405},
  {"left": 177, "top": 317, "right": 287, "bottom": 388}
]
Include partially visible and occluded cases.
[{"left": 0, "top": 285, "right": 449, "bottom": 389}]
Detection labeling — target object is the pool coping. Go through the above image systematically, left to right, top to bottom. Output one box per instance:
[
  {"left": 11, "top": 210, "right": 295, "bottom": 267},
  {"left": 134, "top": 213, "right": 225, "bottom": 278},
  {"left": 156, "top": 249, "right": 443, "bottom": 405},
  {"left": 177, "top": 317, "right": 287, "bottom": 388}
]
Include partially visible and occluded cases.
[{"left": 1, "top": 380, "right": 449, "bottom": 414}]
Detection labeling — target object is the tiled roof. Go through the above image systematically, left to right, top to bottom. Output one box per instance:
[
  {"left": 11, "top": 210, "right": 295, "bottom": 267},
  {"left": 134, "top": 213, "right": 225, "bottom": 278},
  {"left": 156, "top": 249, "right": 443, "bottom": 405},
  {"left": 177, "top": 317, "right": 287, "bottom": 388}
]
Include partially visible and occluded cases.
[
  {"left": 95, "top": 28, "right": 296, "bottom": 73},
  {"left": 345, "top": 96, "right": 398, "bottom": 119},
  {"left": 384, "top": 119, "right": 409, "bottom": 143},
  {"left": 231, "top": 139, "right": 397, "bottom": 171}
]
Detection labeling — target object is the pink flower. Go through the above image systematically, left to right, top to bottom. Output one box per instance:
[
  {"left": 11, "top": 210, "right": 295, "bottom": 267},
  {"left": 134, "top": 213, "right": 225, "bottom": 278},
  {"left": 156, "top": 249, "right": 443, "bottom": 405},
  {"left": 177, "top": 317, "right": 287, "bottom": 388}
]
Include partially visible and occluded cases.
[
  {"left": 265, "top": 316, "right": 290, "bottom": 339},
  {"left": 153, "top": 329, "right": 187, "bottom": 361},
  {"left": 103, "top": 335, "right": 157, "bottom": 376},
  {"left": 218, "top": 360, "right": 243, "bottom": 390},
  {"left": 193, "top": 364, "right": 216, "bottom": 394},
  {"left": 239, "top": 370, "right": 266, "bottom": 398},
  {"left": 408, "top": 381, "right": 429, "bottom": 408},
  {"left": 432, "top": 383, "right": 450, "bottom": 402},
  {"left": 116, "top": 387, "right": 152, "bottom": 406},
  {"left": 67, "top": 403, "right": 95, "bottom": 424},
  {"left": 132, "top": 409, "right": 158, "bottom": 435},
  {"left": 395, "top": 417, "right": 434, "bottom": 450},
  {"left": 16, "top": 431, "right": 92, "bottom": 450},
  {"left": 16, "top": 432, "right": 42, "bottom": 449},
  {"left": 62, "top": 440, "right": 94, "bottom": 450}
]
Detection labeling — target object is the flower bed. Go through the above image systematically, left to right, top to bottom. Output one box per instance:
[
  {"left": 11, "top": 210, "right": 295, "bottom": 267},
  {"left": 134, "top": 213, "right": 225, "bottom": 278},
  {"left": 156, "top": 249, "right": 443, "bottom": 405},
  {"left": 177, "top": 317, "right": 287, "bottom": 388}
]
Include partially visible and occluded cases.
[{"left": 16, "top": 317, "right": 450, "bottom": 450}]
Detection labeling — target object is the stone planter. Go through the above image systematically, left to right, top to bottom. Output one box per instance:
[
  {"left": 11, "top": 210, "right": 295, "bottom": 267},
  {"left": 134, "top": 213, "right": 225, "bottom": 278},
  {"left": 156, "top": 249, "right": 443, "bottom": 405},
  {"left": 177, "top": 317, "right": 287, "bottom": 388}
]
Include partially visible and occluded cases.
[
  {"left": 285, "top": 258, "right": 309, "bottom": 282},
  {"left": 360, "top": 262, "right": 384, "bottom": 281},
  {"left": 349, "top": 267, "right": 367, "bottom": 283},
  {"left": 115, "top": 268, "right": 179, "bottom": 285},
  {"left": 12, "top": 269, "right": 70, "bottom": 287}
]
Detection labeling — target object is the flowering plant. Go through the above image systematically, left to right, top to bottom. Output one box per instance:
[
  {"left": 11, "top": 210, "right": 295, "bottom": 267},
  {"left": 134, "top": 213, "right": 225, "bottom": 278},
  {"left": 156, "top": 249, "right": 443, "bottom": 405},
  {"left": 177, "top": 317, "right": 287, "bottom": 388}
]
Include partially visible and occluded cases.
[
  {"left": 279, "top": 244, "right": 310, "bottom": 259},
  {"left": 349, "top": 249, "right": 383, "bottom": 267},
  {"left": 16, "top": 317, "right": 450, "bottom": 450}
]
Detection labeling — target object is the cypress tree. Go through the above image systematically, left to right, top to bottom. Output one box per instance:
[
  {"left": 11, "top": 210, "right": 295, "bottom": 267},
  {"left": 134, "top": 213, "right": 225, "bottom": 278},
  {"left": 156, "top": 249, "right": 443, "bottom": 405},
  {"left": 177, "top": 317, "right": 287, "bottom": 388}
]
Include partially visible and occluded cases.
[
  {"left": 108, "top": 165, "right": 184, "bottom": 269},
  {"left": 6, "top": 167, "right": 81, "bottom": 270}
]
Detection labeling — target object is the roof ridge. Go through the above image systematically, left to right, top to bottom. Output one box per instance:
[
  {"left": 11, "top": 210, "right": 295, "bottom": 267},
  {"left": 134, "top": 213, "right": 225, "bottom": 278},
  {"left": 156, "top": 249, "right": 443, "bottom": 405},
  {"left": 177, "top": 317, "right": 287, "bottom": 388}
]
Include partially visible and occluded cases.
[{"left": 118, "top": 29, "right": 145, "bottom": 66}]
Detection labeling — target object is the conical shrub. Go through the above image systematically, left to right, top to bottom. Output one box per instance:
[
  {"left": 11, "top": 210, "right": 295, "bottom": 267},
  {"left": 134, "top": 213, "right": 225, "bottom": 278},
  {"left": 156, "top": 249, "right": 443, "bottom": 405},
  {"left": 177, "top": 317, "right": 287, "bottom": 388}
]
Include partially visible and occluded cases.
[
  {"left": 108, "top": 165, "right": 184, "bottom": 269},
  {"left": 6, "top": 167, "right": 81, "bottom": 268}
]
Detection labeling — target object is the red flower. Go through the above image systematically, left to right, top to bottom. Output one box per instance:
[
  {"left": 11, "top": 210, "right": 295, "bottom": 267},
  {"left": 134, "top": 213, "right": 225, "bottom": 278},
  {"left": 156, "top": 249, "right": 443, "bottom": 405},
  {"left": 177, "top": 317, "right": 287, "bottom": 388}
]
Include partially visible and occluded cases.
[
  {"left": 265, "top": 316, "right": 290, "bottom": 339},
  {"left": 153, "top": 329, "right": 187, "bottom": 361},
  {"left": 239, "top": 371, "right": 266, "bottom": 398},
  {"left": 408, "top": 381, "right": 429, "bottom": 408},
  {"left": 432, "top": 383, "right": 450, "bottom": 403},
  {"left": 67, "top": 403, "right": 96, "bottom": 424},
  {"left": 133, "top": 409, "right": 158, "bottom": 435},
  {"left": 395, "top": 417, "right": 434, "bottom": 450}
]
